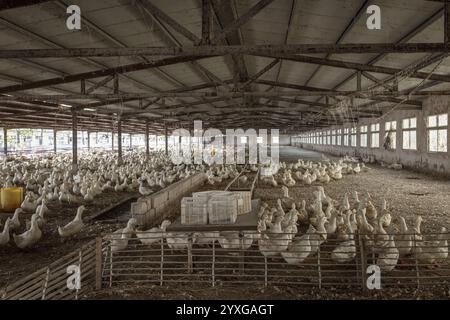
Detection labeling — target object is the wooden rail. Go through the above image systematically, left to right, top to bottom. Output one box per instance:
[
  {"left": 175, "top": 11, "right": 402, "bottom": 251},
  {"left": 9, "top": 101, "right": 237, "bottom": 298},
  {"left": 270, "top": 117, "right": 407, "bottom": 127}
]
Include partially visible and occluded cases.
[{"left": 1, "top": 240, "right": 96, "bottom": 300}]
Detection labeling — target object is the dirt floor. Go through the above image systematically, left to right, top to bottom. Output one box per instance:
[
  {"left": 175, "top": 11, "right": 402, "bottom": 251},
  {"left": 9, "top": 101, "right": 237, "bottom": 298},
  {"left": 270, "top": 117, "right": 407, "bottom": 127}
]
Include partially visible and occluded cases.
[
  {"left": 2, "top": 147, "right": 450, "bottom": 299},
  {"left": 85, "top": 147, "right": 450, "bottom": 300},
  {"left": 255, "top": 163, "right": 450, "bottom": 233},
  {"left": 0, "top": 190, "right": 139, "bottom": 288},
  {"left": 84, "top": 284, "right": 450, "bottom": 300}
]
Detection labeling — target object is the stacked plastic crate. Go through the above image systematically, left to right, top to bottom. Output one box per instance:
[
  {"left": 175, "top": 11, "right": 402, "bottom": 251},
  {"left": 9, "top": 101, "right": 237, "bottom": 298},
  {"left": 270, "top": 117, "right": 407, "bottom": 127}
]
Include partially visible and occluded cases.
[{"left": 181, "top": 190, "right": 251, "bottom": 225}]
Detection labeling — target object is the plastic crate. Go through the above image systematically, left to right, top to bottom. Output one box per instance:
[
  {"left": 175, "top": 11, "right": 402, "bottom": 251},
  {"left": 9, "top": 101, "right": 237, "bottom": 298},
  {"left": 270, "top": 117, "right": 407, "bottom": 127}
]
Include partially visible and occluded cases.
[
  {"left": 192, "top": 190, "right": 231, "bottom": 206},
  {"left": 232, "top": 191, "right": 252, "bottom": 215},
  {"left": 207, "top": 193, "right": 238, "bottom": 224},
  {"left": 181, "top": 197, "right": 208, "bottom": 225}
]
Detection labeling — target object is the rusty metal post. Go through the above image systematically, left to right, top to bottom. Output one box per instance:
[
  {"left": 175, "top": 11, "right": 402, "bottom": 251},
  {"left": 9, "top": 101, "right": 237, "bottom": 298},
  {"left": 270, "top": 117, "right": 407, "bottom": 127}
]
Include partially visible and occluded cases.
[
  {"left": 445, "top": 1, "right": 450, "bottom": 45},
  {"left": 71, "top": 110, "right": 78, "bottom": 170},
  {"left": 117, "top": 117, "right": 123, "bottom": 165},
  {"left": 145, "top": 121, "right": 150, "bottom": 159},
  {"left": 164, "top": 124, "right": 169, "bottom": 156},
  {"left": 3, "top": 127, "right": 7, "bottom": 157},
  {"left": 53, "top": 129, "right": 57, "bottom": 153},
  {"left": 358, "top": 233, "right": 367, "bottom": 292},
  {"left": 95, "top": 237, "right": 103, "bottom": 290}
]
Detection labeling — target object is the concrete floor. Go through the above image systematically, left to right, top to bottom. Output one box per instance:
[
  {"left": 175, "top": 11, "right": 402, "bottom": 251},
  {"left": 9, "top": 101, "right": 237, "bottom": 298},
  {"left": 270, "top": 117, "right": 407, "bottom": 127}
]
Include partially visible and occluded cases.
[{"left": 279, "top": 145, "right": 326, "bottom": 162}]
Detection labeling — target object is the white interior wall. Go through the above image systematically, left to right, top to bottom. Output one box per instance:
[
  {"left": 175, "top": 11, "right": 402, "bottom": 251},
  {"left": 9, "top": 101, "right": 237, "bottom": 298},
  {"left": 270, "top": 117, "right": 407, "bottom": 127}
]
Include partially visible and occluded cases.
[{"left": 291, "top": 98, "right": 450, "bottom": 177}]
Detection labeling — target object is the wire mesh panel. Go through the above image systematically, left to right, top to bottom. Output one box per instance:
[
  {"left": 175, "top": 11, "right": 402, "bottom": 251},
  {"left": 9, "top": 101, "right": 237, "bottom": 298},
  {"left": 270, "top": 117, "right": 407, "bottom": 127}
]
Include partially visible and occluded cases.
[
  {"left": 100, "top": 229, "right": 450, "bottom": 292},
  {"left": 359, "top": 230, "right": 450, "bottom": 289}
]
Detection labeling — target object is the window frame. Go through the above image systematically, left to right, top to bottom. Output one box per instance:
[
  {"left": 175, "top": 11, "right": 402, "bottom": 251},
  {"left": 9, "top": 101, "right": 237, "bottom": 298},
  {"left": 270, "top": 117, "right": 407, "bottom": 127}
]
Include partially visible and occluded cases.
[
  {"left": 427, "top": 113, "right": 448, "bottom": 153},
  {"left": 402, "top": 117, "right": 417, "bottom": 151},
  {"left": 370, "top": 123, "right": 380, "bottom": 148},
  {"left": 360, "top": 125, "right": 368, "bottom": 148}
]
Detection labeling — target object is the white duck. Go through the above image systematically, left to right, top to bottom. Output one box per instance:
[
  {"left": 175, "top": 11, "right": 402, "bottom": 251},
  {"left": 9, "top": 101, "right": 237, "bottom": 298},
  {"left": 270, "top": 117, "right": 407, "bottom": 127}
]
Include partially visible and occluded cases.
[
  {"left": 138, "top": 180, "right": 153, "bottom": 196},
  {"left": 84, "top": 188, "right": 95, "bottom": 202},
  {"left": 21, "top": 194, "right": 38, "bottom": 213},
  {"left": 35, "top": 199, "right": 49, "bottom": 229},
  {"left": 58, "top": 206, "right": 86, "bottom": 238},
  {"left": 9, "top": 208, "right": 22, "bottom": 232},
  {"left": 331, "top": 213, "right": 356, "bottom": 263},
  {"left": 13, "top": 214, "right": 42, "bottom": 249},
  {"left": 308, "top": 216, "right": 328, "bottom": 254},
  {"left": 394, "top": 216, "right": 413, "bottom": 256},
  {"left": 0, "top": 218, "right": 11, "bottom": 246},
  {"left": 109, "top": 218, "right": 138, "bottom": 252},
  {"left": 258, "top": 218, "right": 295, "bottom": 258},
  {"left": 136, "top": 220, "right": 171, "bottom": 246},
  {"left": 281, "top": 225, "right": 315, "bottom": 265},
  {"left": 414, "top": 227, "right": 448, "bottom": 267},
  {"left": 217, "top": 229, "right": 257, "bottom": 250},
  {"left": 165, "top": 231, "right": 190, "bottom": 250},
  {"left": 193, "top": 231, "right": 220, "bottom": 246},
  {"left": 376, "top": 235, "right": 399, "bottom": 272}
]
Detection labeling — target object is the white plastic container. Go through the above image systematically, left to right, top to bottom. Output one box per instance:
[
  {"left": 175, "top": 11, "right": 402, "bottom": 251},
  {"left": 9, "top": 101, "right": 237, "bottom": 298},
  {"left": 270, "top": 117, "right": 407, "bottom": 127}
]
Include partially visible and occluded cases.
[
  {"left": 193, "top": 190, "right": 231, "bottom": 206},
  {"left": 232, "top": 191, "right": 252, "bottom": 215},
  {"left": 208, "top": 193, "right": 238, "bottom": 224},
  {"left": 181, "top": 197, "right": 208, "bottom": 225}
]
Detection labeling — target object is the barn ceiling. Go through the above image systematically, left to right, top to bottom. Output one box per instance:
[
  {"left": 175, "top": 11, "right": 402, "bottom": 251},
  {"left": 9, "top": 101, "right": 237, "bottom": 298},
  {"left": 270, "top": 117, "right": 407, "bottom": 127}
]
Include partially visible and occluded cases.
[{"left": 0, "top": 0, "right": 448, "bottom": 134}]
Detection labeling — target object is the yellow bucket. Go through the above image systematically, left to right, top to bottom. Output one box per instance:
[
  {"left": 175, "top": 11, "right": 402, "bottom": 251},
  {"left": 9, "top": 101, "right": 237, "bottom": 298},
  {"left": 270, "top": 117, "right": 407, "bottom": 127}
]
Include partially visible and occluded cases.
[{"left": 1, "top": 187, "right": 24, "bottom": 212}]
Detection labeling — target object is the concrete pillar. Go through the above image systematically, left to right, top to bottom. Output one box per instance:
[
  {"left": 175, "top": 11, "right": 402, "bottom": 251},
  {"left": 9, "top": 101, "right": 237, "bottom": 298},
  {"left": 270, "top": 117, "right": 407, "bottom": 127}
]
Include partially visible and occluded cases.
[
  {"left": 72, "top": 111, "right": 78, "bottom": 170},
  {"left": 417, "top": 113, "right": 427, "bottom": 153},
  {"left": 118, "top": 118, "right": 123, "bottom": 165},
  {"left": 145, "top": 121, "right": 150, "bottom": 158},
  {"left": 164, "top": 124, "right": 168, "bottom": 156},
  {"left": 3, "top": 127, "right": 7, "bottom": 156},
  {"left": 53, "top": 129, "right": 57, "bottom": 153},
  {"left": 87, "top": 131, "right": 91, "bottom": 151},
  {"left": 111, "top": 131, "right": 114, "bottom": 151},
  {"left": 129, "top": 133, "right": 132, "bottom": 149}
]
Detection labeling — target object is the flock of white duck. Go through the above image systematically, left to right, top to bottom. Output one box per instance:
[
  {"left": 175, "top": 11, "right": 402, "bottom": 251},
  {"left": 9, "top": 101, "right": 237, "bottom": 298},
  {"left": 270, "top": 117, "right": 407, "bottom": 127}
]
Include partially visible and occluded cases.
[
  {"left": 0, "top": 150, "right": 203, "bottom": 249},
  {"left": 1, "top": 152, "right": 448, "bottom": 274},
  {"left": 206, "top": 158, "right": 368, "bottom": 188},
  {"left": 109, "top": 159, "right": 449, "bottom": 273},
  {"left": 260, "top": 159, "right": 369, "bottom": 187}
]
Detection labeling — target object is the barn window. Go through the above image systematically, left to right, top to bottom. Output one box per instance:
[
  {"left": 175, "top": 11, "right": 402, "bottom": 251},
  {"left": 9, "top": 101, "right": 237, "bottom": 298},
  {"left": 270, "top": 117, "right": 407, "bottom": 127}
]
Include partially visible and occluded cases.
[
  {"left": 427, "top": 114, "right": 448, "bottom": 152},
  {"left": 402, "top": 117, "right": 417, "bottom": 150},
  {"left": 384, "top": 121, "right": 397, "bottom": 150},
  {"left": 371, "top": 123, "right": 380, "bottom": 148},
  {"left": 360, "top": 125, "right": 368, "bottom": 147},
  {"left": 350, "top": 127, "right": 357, "bottom": 147},
  {"left": 343, "top": 128, "right": 349, "bottom": 146},
  {"left": 336, "top": 129, "right": 342, "bottom": 146}
]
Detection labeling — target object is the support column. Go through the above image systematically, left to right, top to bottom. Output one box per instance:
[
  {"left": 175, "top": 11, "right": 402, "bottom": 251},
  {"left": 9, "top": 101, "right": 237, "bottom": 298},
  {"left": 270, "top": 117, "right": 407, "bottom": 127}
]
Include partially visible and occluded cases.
[
  {"left": 201, "top": 0, "right": 211, "bottom": 45},
  {"left": 445, "top": 0, "right": 450, "bottom": 45},
  {"left": 357, "top": 71, "right": 362, "bottom": 91},
  {"left": 72, "top": 111, "right": 78, "bottom": 170},
  {"left": 118, "top": 117, "right": 123, "bottom": 165},
  {"left": 145, "top": 121, "right": 150, "bottom": 159},
  {"left": 164, "top": 124, "right": 168, "bottom": 156},
  {"left": 3, "top": 127, "right": 7, "bottom": 157},
  {"left": 53, "top": 129, "right": 57, "bottom": 153},
  {"left": 87, "top": 131, "right": 91, "bottom": 151},
  {"left": 111, "top": 131, "right": 114, "bottom": 151},
  {"left": 129, "top": 133, "right": 132, "bottom": 149}
]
